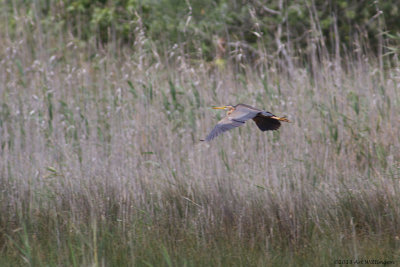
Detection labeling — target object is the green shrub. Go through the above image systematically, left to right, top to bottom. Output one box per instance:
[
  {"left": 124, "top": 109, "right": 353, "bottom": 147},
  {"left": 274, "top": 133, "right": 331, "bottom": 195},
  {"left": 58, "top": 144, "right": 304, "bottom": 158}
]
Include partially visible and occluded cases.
[{"left": 3, "top": 0, "right": 400, "bottom": 61}]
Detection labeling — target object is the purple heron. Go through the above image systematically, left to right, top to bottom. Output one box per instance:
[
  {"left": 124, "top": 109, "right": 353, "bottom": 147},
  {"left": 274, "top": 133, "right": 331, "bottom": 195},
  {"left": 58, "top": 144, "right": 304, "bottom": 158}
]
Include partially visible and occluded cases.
[{"left": 202, "top": 104, "right": 290, "bottom": 141}]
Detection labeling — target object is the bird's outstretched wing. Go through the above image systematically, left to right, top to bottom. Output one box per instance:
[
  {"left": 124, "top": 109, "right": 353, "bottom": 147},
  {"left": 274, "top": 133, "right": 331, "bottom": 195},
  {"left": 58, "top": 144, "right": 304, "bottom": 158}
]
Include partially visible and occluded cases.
[{"left": 203, "top": 117, "right": 245, "bottom": 141}]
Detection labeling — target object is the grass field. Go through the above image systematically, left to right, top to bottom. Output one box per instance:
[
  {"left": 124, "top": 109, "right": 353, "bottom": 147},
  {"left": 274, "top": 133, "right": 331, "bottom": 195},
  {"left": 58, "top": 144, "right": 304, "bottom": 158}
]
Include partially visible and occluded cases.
[{"left": 1, "top": 3, "right": 400, "bottom": 266}]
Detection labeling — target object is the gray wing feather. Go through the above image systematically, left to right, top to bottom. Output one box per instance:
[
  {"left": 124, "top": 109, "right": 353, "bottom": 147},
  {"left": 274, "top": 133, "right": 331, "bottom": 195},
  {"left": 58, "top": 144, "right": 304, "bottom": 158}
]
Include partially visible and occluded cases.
[
  {"left": 203, "top": 105, "right": 263, "bottom": 141},
  {"left": 231, "top": 105, "right": 260, "bottom": 122},
  {"left": 259, "top": 110, "right": 275, "bottom": 117},
  {"left": 204, "top": 117, "right": 245, "bottom": 141}
]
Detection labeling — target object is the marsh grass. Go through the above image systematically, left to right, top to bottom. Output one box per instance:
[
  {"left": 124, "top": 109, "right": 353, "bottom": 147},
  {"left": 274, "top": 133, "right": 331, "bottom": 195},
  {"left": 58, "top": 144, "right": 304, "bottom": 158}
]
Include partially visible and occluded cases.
[{"left": 1, "top": 3, "right": 400, "bottom": 267}]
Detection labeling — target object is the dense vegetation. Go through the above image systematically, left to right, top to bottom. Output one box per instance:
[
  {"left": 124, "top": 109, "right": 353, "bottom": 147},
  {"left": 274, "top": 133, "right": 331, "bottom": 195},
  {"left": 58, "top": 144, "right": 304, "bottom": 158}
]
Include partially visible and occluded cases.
[
  {"left": 1, "top": 0, "right": 400, "bottom": 266},
  {"left": 4, "top": 0, "right": 400, "bottom": 61}
]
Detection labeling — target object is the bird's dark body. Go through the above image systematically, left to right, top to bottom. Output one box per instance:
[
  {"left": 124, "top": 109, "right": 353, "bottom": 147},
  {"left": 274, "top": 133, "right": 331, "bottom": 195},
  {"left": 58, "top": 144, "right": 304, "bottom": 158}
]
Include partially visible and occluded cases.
[
  {"left": 203, "top": 104, "right": 289, "bottom": 141},
  {"left": 252, "top": 116, "right": 281, "bottom": 131}
]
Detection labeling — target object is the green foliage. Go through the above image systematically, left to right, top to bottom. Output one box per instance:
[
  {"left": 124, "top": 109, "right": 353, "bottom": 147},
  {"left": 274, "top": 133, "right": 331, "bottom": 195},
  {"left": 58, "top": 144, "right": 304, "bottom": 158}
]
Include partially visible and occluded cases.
[{"left": 3, "top": 0, "right": 400, "bottom": 60}]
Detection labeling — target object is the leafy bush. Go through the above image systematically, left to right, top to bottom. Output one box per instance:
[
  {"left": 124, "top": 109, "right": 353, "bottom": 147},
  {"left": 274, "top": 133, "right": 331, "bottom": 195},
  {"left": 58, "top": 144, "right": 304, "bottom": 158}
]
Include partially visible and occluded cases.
[{"left": 3, "top": 0, "right": 400, "bottom": 60}]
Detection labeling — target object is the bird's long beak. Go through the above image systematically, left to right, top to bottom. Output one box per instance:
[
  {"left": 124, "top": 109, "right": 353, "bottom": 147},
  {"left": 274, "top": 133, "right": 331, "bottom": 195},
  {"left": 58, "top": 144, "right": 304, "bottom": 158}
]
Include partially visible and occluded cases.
[{"left": 212, "top": 106, "right": 227, "bottom": 110}]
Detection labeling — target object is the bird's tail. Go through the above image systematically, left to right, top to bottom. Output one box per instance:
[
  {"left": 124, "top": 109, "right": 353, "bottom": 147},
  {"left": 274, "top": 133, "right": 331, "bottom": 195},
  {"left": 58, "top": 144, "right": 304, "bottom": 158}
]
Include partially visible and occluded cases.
[{"left": 271, "top": 116, "right": 290, "bottom": 122}]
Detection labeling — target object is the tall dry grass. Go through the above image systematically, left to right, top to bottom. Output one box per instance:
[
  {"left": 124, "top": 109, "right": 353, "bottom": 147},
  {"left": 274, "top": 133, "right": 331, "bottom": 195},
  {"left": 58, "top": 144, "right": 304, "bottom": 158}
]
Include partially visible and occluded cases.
[{"left": 1, "top": 2, "right": 400, "bottom": 266}]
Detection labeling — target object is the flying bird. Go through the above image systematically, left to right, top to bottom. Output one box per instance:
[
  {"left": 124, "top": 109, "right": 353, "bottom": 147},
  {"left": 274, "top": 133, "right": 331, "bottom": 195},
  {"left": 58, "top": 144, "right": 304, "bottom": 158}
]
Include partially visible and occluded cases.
[{"left": 202, "top": 104, "right": 290, "bottom": 141}]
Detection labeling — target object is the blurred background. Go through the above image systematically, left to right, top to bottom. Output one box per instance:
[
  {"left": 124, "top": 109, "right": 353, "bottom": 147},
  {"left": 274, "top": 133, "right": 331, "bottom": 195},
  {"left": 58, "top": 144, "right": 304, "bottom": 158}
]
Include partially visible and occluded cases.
[{"left": 0, "top": 1, "right": 399, "bottom": 266}]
